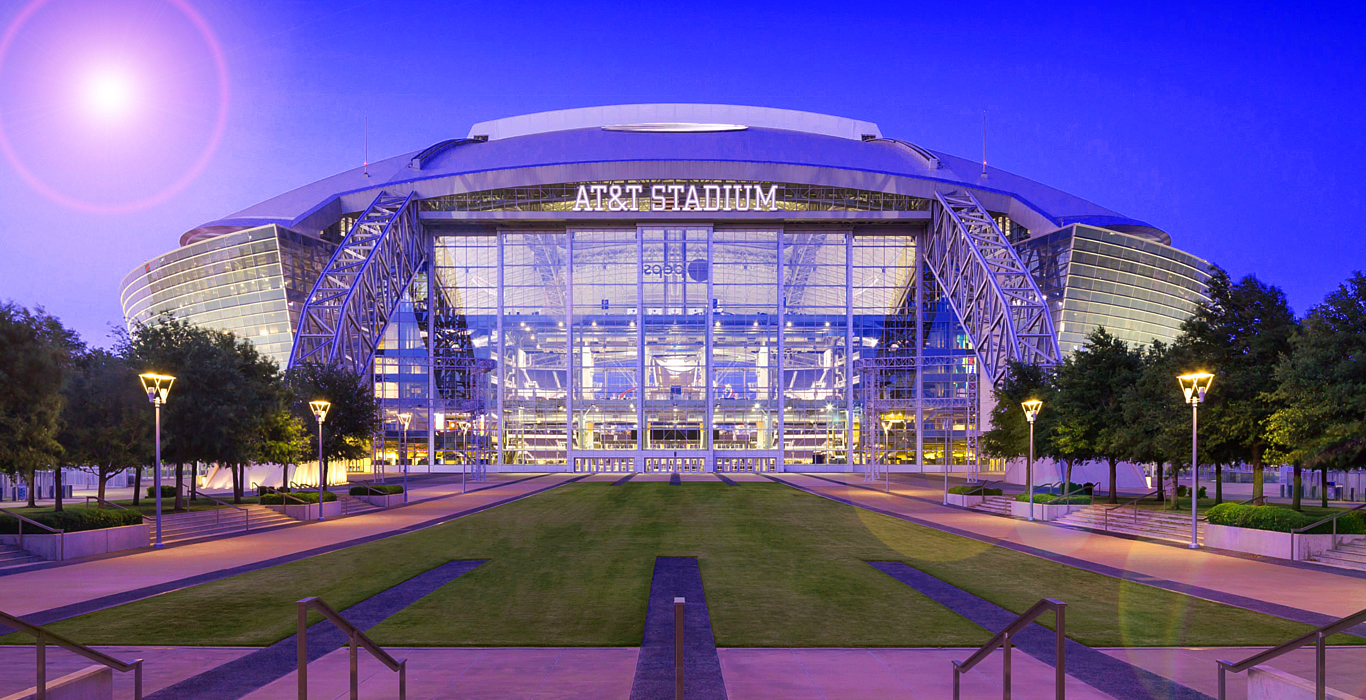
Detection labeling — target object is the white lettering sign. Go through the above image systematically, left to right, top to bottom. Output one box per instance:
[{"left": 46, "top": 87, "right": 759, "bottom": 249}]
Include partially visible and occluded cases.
[{"left": 572, "top": 182, "right": 780, "bottom": 212}]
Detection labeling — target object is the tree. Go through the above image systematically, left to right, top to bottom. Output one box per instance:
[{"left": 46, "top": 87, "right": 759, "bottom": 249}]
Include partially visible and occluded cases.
[
  {"left": 1179, "top": 268, "right": 1298, "bottom": 504},
  {"left": 1267, "top": 272, "right": 1366, "bottom": 508},
  {"left": 0, "top": 302, "right": 80, "bottom": 508},
  {"left": 1051, "top": 327, "right": 1142, "bottom": 503},
  {"left": 1118, "top": 340, "right": 1193, "bottom": 502},
  {"left": 59, "top": 348, "right": 152, "bottom": 503},
  {"left": 981, "top": 360, "right": 1058, "bottom": 474},
  {"left": 286, "top": 363, "right": 378, "bottom": 490},
  {"left": 253, "top": 408, "right": 307, "bottom": 489}
]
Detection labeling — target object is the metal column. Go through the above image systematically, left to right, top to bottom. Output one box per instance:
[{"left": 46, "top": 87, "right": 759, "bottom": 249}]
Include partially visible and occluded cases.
[
  {"left": 636, "top": 227, "right": 646, "bottom": 470},
  {"left": 705, "top": 228, "right": 714, "bottom": 469},
  {"left": 565, "top": 229, "right": 574, "bottom": 472},
  {"left": 776, "top": 230, "right": 786, "bottom": 471},
  {"left": 845, "top": 231, "right": 854, "bottom": 472},
  {"left": 495, "top": 233, "right": 505, "bottom": 471},
  {"left": 426, "top": 237, "right": 436, "bottom": 473},
  {"left": 915, "top": 239, "right": 925, "bottom": 474}
]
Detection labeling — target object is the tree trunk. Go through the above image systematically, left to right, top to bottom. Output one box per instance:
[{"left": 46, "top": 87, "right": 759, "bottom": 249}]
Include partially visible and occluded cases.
[
  {"left": 1251, "top": 454, "right": 1265, "bottom": 505},
  {"left": 321, "top": 457, "right": 329, "bottom": 492},
  {"left": 1107, "top": 457, "right": 1119, "bottom": 504},
  {"left": 174, "top": 462, "right": 185, "bottom": 512},
  {"left": 191, "top": 462, "right": 198, "bottom": 502},
  {"left": 1155, "top": 462, "right": 1165, "bottom": 501},
  {"left": 231, "top": 463, "right": 241, "bottom": 504},
  {"left": 1214, "top": 464, "right": 1223, "bottom": 504},
  {"left": 1292, "top": 465, "right": 1302, "bottom": 511},
  {"left": 133, "top": 466, "right": 142, "bottom": 505},
  {"left": 1321, "top": 466, "right": 1329, "bottom": 509},
  {"left": 54, "top": 467, "right": 63, "bottom": 512},
  {"left": 25, "top": 468, "right": 36, "bottom": 508},
  {"left": 97, "top": 469, "right": 108, "bottom": 504}
]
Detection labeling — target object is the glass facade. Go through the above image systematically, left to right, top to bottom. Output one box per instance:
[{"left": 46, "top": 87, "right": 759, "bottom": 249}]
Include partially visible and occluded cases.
[
  {"left": 1016, "top": 224, "right": 1212, "bottom": 352},
  {"left": 119, "top": 225, "right": 334, "bottom": 366}
]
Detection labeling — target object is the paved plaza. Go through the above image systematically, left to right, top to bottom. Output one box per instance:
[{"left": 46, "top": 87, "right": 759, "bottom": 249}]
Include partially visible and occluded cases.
[{"left": 3, "top": 472, "right": 1365, "bottom": 698}]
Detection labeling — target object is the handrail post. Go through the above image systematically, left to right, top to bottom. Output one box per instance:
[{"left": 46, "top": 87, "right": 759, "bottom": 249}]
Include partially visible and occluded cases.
[
  {"left": 674, "top": 596, "right": 685, "bottom": 700},
  {"left": 297, "top": 601, "right": 308, "bottom": 700},
  {"left": 1055, "top": 603, "right": 1066, "bottom": 700},
  {"left": 36, "top": 630, "right": 46, "bottom": 700},
  {"left": 1316, "top": 631, "right": 1326, "bottom": 700},
  {"left": 350, "top": 632, "right": 359, "bottom": 700},
  {"left": 1002, "top": 632, "right": 1011, "bottom": 699},
  {"left": 399, "top": 658, "right": 407, "bottom": 700},
  {"left": 134, "top": 659, "right": 144, "bottom": 700},
  {"left": 1218, "top": 662, "right": 1227, "bottom": 700},
  {"left": 953, "top": 666, "right": 961, "bottom": 700}
]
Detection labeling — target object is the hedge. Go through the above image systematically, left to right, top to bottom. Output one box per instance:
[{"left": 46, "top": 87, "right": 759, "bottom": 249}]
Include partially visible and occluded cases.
[
  {"left": 1039, "top": 482, "right": 1093, "bottom": 496},
  {"left": 349, "top": 484, "right": 404, "bottom": 496},
  {"left": 146, "top": 485, "right": 177, "bottom": 498},
  {"left": 948, "top": 485, "right": 1002, "bottom": 495},
  {"left": 259, "top": 491, "right": 337, "bottom": 505},
  {"left": 1015, "top": 493, "right": 1092, "bottom": 505},
  {"left": 1205, "top": 503, "right": 1366, "bottom": 535},
  {"left": 0, "top": 508, "right": 144, "bottom": 534}
]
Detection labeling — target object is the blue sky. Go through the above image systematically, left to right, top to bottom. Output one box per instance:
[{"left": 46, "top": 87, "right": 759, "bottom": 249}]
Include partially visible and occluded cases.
[{"left": 1, "top": 0, "right": 1363, "bottom": 344}]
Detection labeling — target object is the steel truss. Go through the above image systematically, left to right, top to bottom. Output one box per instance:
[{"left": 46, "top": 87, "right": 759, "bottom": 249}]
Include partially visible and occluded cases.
[
  {"left": 925, "top": 190, "right": 1061, "bottom": 385},
  {"left": 289, "top": 191, "right": 425, "bottom": 375},
  {"left": 855, "top": 355, "right": 979, "bottom": 481}
]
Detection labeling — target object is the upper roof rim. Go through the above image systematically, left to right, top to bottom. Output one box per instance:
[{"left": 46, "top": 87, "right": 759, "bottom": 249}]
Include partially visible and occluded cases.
[{"left": 467, "top": 104, "right": 881, "bottom": 142}]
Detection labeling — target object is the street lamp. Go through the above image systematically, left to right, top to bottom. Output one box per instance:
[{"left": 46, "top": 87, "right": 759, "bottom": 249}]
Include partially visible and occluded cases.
[
  {"left": 1177, "top": 372, "right": 1214, "bottom": 549},
  {"left": 138, "top": 373, "right": 175, "bottom": 548},
  {"left": 1022, "top": 399, "right": 1043, "bottom": 522},
  {"left": 309, "top": 400, "right": 330, "bottom": 521},
  {"left": 397, "top": 412, "right": 412, "bottom": 505}
]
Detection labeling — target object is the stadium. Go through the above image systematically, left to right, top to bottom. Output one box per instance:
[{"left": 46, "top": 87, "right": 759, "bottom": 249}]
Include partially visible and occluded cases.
[{"left": 120, "top": 104, "right": 1211, "bottom": 482}]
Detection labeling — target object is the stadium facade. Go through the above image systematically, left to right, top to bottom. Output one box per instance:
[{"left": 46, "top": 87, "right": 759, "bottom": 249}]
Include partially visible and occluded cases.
[{"left": 121, "top": 104, "right": 1211, "bottom": 476}]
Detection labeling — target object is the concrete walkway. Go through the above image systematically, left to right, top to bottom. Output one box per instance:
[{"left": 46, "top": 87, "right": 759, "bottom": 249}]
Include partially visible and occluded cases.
[
  {"left": 771, "top": 473, "right": 1366, "bottom": 622},
  {"left": 0, "top": 474, "right": 580, "bottom": 619}
]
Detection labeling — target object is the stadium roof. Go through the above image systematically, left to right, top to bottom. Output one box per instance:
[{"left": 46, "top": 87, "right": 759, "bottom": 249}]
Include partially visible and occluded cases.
[{"left": 181, "top": 104, "right": 1167, "bottom": 246}]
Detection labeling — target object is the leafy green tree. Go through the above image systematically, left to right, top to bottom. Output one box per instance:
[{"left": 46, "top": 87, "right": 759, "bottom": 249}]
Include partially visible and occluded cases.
[
  {"left": 1179, "top": 268, "right": 1298, "bottom": 503},
  {"left": 1267, "top": 272, "right": 1366, "bottom": 508},
  {"left": 0, "top": 303, "right": 80, "bottom": 508},
  {"left": 1051, "top": 327, "right": 1142, "bottom": 503},
  {"left": 1118, "top": 340, "right": 1192, "bottom": 502},
  {"left": 59, "top": 348, "right": 152, "bottom": 502},
  {"left": 981, "top": 360, "right": 1058, "bottom": 483},
  {"left": 286, "top": 363, "right": 378, "bottom": 490}
]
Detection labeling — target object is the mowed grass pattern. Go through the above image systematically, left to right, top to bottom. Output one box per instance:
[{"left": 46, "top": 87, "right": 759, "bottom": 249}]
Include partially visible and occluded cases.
[{"left": 4, "top": 483, "right": 1338, "bottom": 648}]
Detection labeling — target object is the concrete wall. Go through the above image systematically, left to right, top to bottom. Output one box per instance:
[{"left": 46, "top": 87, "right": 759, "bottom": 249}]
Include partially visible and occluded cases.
[
  {"left": 1002, "top": 457, "right": 1148, "bottom": 491},
  {"left": 0, "top": 523, "right": 149, "bottom": 561},
  {"left": 1204, "top": 525, "right": 1364, "bottom": 561},
  {"left": 0, "top": 664, "right": 113, "bottom": 700},
  {"left": 1247, "top": 665, "right": 1361, "bottom": 700}
]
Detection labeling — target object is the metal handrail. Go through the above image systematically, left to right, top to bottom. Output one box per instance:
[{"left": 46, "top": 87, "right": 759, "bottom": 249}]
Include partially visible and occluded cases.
[
  {"left": 962, "top": 480, "right": 1002, "bottom": 496},
  {"left": 1102, "top": 489, "right": 1160, "bottom": 533},
  {"left": 197, "top": 493, "right": 250, "bottom": 531},
  {"left": 1289, "top": 502, "right": 1366, "bottom": 562},
  {"left": 0, "top": 505, "right": 64, "bottom": 559},
  {"left": 296, "top": 596, "right": 406, "bottom": 700},
  {"left": 952, "top": 598, "right": 1066, "bottom": 699},
  {"left": 1217, "top": 606, "right": 1366, "bottom": 700},
  {"left": 0, "top": 608, "right": 143, "bottom": 700}
]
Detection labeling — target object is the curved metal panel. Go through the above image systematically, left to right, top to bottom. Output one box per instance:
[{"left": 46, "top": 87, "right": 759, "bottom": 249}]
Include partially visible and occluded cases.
[
  {"left": 925, "top": 190, "right": 1061, "bottom": 384},
  {"left": 288, "top": 191, "right": 425, "bottom": 375}
]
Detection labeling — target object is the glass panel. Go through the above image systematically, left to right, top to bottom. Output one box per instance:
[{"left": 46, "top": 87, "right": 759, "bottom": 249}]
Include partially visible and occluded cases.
[{"left": 642, "top": 227, "right": 708, "bottom": 450}]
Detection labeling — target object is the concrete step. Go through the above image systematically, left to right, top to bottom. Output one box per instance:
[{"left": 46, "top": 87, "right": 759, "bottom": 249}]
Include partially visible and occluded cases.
[
  {"left": 971, "top": 496, "right": 1014, "bottom": 516},
  {"left": 1056, "top": 506, "right": 1204, "bottom": 544},
  {"left": 0, "top": 544, "right": 41, "bottom": 568},
  {"left": 1313, "top": 547, "right": 1366, "bottom": 565},
  {"left": 1311, "top": 552, "right": 1366, "bottom": 572}
]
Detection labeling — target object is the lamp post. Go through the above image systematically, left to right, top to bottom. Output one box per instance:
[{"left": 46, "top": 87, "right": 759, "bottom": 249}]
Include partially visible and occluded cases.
[
  {"left": 1177, "top": 372, "right": 1214, "bottom": 549},
  {"left": 138, "top": 373, "right": 175, "bottom": 548},
  {"left": 1022, "top": 399, "right": 1043, "bottom": 522},
  {"left": 309, "top": 400, "right": 330, "bottom": 521},
  {"left": 397, "top": 412, "right": 412, "bottom": 505}
]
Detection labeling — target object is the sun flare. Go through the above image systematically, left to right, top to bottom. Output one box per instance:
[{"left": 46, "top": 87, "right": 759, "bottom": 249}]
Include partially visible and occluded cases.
[{"left": 81, "top": 67, "right": 137, "bottom": 122}]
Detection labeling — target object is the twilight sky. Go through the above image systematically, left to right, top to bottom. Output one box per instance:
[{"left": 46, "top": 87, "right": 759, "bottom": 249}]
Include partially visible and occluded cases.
[{"left": 1, "top": 0, "right": 1363, "bottom": 346}]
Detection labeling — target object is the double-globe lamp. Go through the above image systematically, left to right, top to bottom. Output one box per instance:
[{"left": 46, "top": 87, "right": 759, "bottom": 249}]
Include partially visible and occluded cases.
[
  {"left": 1177, "top": 372, "right": 1214, "bottom": 549},
  {"left": 137, "top": 373, "right": 175, "bottom": 548},
  {"left": 1021, "top": 399, "right": 1043, "bottom": 522},
  {"left": 309, "top": 400, "right": 331, "bottom": 521},
  {"left": 397, "top": 412, "right": 413, "bottom": 505}
]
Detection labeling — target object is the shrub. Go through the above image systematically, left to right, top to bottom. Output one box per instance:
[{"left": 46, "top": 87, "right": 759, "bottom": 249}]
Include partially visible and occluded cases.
[
  {"left": 1039, "top": 482, "right": 1092, "bottom": 496},
  {"left": 349, "top": 484, "right": 404, "bottom": 496},
  {"left": 146, "top": 485, "right": 177, "bottom": 498},
  {"left": 948, "top": 485, "right": 1001, "bottom": 496},
  {"left": 1176, "top": 485, "right": 1208, "bottom": 499},
  {"left": 259, "top": 491, "right": 337, "bottom": 505},
  {"left": 1014, "top": 493, "right": 1091, "bottom": 505},
  {"left": 1205, "top": 503, "right": 1366, "bottom": 535},
  {"left": 0, "top": 508, "right": 143, "bottom": 534}
]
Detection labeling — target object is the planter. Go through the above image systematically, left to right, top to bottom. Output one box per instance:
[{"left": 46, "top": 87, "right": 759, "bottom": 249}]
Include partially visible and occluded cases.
[
  {"left": 361, "top": 493, "right": 405, "bottom": 508},
  {"left": 946, "top": 493, "right": 985, "bottom": 508},
  {"left": 266, "top": 501, "right": 342, "bottom": 522},
  {"left": 1010, "top": 501, "right": 1086, "bottom": 521},
  {"left": 0, "top": 522, "right": 150, "bottom": 561},
  {"left": 1204, "top": 523, "right": 1363, "bottom": 561},
  {"left": 1, "top": 663, "right": 113, "bottom": 700},
  {"left": 1247, "top": 665, "right": 1359, "bottom": 700}
]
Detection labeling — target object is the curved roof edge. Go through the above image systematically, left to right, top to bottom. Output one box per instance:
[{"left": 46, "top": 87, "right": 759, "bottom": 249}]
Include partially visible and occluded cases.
[{"left": 467, "top": 104, "right": 881, "bottom": 142}]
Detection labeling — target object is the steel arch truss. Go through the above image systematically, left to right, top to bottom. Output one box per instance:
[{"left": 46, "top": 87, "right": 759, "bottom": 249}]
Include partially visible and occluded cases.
[
  {"left": 926, "top": 190, "right": 1061, "bottom": 384},
  {"left": 289, "top": 191, "right": 425, "bottom": 374}
]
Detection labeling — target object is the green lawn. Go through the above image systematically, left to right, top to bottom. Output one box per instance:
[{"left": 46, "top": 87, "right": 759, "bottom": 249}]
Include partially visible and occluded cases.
[{"left": 4, "top": 483, "right": 1342, "bottom": 648}]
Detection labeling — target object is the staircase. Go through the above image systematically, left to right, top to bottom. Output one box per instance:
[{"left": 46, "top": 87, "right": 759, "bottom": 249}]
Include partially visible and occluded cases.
[
  {"left": 338, "top": 494, "right": 383, "bottom": 516},
  {"left": 972, "top": 496, "right": 1014, "bottom": 516},
  {"left": 160, "top": 504, "right": 297, "bottom": 544},
  {"left": 1054, "top": 505, "right": 1203, "bottom": 545},
  {"left": 1309, "top": 538, "right": 1366, "bottom": 572},
  {"left": 0, "top": 542, "right": 41, "bottom": 569}
]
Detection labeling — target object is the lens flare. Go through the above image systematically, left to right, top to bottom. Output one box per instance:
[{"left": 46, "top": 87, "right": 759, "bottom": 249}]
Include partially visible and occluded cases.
[{"left": 82, "top": 66, "right": 137, "bottom": 122}]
